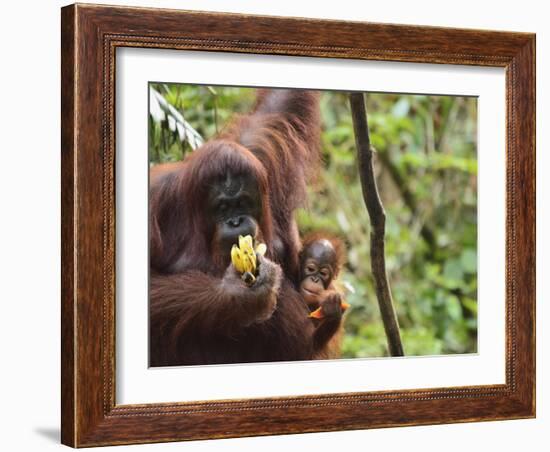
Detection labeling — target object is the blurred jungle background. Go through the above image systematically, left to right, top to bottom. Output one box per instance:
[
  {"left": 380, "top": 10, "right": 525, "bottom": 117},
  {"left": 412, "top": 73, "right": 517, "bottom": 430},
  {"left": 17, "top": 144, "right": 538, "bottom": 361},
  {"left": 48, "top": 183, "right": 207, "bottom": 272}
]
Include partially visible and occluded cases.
[{"left": 148, "top": 83, "right": 478, "bottom": 358}]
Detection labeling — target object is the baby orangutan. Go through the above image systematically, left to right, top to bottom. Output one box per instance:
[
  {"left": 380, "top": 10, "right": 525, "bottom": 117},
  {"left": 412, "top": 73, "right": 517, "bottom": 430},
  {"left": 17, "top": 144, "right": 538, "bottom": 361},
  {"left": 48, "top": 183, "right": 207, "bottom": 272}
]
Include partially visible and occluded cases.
[{"left": 299, "top": 233, "right": 349, "bottom": 359}]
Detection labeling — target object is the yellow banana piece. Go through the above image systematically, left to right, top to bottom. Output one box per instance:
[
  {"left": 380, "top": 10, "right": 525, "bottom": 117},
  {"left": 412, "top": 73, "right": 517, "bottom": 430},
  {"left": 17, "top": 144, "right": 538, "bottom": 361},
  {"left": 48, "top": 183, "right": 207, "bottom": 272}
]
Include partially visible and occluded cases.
[
  {"left": 230, "top": 235, "right": 267, "bottom": 286},
  {"left": 239, "top": 235, "right": 254, "bottom": 252},
  {"left": 230, "top": 245, "right": 245, "bottom": 273},
  {"left": 245, "top": 252, "right": 256, "bottom": 273}
]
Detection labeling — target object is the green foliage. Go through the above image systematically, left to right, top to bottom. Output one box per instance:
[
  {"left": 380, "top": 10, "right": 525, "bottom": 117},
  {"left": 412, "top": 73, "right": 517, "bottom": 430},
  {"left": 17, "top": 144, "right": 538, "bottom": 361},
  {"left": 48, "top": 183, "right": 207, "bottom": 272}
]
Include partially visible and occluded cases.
[
  {"left": 149, "top": 83, "right": 255, "bottom": 163},
  {"left": 149, "top": 84, "right": 478, "bottom": 358}
]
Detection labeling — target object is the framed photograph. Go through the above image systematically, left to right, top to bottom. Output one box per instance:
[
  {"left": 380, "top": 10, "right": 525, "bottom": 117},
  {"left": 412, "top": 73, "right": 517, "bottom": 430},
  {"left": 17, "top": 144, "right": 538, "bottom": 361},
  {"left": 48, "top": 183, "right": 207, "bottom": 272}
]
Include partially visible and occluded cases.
[{"left": 61, "top": 3, "right": 535, "bottom": 447}]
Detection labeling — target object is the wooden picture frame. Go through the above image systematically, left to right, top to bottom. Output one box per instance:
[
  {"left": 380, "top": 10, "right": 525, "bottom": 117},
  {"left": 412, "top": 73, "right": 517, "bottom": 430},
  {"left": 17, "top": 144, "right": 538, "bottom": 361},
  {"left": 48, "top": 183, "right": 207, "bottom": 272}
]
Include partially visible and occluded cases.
[{"left": 61, "top": 3, "right": 535, "bottom": 447}]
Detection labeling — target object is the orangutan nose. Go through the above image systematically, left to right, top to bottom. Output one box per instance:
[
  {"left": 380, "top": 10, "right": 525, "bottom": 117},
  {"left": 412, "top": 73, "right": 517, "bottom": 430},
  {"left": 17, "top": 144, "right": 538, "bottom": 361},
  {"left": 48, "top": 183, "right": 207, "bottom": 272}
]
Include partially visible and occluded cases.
[{"left": 226, "top": 216, "right": 243, "bottom": 228}]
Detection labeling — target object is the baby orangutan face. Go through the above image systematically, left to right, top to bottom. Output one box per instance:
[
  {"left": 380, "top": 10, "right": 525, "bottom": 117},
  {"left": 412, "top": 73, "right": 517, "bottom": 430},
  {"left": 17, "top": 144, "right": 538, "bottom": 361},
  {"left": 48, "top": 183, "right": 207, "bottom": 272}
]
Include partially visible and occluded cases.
[{"left": 299, "top": 239, "right": 338, "bottom": 307}]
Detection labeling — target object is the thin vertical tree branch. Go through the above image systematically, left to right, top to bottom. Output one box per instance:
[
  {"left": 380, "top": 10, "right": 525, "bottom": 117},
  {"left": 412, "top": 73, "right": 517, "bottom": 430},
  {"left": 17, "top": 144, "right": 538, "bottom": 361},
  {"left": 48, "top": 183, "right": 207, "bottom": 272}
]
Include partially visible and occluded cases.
[{"left": 349, "top": 92, "right": 404, "bottom": 357}]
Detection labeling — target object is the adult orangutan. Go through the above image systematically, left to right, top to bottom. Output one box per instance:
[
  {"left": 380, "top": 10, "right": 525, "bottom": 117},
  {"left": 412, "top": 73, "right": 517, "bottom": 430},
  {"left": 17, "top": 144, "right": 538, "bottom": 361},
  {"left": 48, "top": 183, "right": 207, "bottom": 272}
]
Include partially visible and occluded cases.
[{"left": 149, "top": 88, "right": 344, "bottom": 366}]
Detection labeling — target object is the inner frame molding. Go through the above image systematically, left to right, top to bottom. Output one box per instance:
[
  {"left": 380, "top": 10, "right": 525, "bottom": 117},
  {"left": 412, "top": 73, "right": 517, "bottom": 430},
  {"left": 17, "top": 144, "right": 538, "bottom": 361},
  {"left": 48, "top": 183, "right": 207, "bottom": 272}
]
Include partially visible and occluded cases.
[{"left": 116, "top": 48, "right": 506, "bottom": 405}]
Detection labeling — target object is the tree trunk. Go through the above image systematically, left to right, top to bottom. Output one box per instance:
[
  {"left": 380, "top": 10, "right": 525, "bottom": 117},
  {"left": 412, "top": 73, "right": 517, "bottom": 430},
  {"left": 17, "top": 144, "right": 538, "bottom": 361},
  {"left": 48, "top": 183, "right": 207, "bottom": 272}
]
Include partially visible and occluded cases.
[{"left": 349, "top": 92, "right": 404, "bottom": 357}]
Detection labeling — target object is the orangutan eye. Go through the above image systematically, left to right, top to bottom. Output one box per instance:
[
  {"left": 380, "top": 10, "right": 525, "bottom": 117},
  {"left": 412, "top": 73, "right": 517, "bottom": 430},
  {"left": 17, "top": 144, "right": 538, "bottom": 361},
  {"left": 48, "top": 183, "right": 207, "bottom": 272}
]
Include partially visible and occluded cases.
[
  {"left": 306, "top": 264, "right": 316, "bottom": 274},
  {"left": 320, "top": 269, "right": 330, "bottom": 279}
]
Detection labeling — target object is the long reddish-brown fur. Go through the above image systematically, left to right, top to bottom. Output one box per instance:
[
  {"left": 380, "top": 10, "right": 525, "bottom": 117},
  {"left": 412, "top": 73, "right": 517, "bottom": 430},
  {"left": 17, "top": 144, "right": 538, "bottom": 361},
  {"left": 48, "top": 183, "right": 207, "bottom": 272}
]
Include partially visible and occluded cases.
[
  {"left": 149, "top": 89, "right": 338, "bottom": 366},
  {"left": 220, "top": 89, "right": 321, "bottom": 279},
  {"left": 300, "top": 232, "right": 348, "bottom": 360}
]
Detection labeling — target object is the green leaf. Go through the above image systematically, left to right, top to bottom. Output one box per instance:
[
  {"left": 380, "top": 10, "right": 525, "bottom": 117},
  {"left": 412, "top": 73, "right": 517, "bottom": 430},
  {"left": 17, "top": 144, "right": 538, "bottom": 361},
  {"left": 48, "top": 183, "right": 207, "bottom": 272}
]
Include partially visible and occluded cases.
[
  {"left": 460, "top": 248, "right": 477, "bottom": 274},
  {"left": 443, "top": 258, "right": 463, "bottom": 281},
  {"left": 446, "top": 295, "right": 462, "bottom": 321},
  {"left": 462, "top": 297, "right": 478, "bottom": 315}
]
